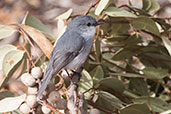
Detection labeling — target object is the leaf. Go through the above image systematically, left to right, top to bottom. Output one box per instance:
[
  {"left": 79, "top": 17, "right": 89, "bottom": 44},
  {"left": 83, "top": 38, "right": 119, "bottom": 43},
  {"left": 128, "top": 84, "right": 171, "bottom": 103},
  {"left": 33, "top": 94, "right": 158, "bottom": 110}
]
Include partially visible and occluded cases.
[
  {"left": 95, "top": 0, "right": 109, "bottom": 15},
  {"left": 142, "top": 0, "right": 160, "bottom": 13},
  {"left": 142, "top": 0, "right": 152, "bottom": 11},
  {"left": 105, "top": 7, "right": 137, "bottom": 17},
  {"left": 55, "top": 9, "right": 73, "bottom": 20},
  {"left": 22, "top": 12, "right": 54, "bottom": 40},
  {"left": 131, "top": 16, "right": 160, "bottom": 35},
  {"left": 54, "top": 19, "right": 67, "bottom": 46},
  {"left": 109, "top": 20, "right": 130, "bottom": 36},
  {"left": 16, "top": 24, "right": 53, "bottom": 59},
  {"left": 0, "top": 25, "right": 15, "bottom": 39},
  {"left": 120, "top": 33, "right": 143, "bottom": 45},
  {"left": 105, "top": 35, "right": 128, "bottom": 42},
  {"left": 161, "top": 36, "right": 171, "bottom": 56},
  {"left": 0, "top": 44, "right": 17, "bottom": 69},
  {"left": 112, "top": 48, "right": 135, "bottom": 60},
  {"left": 0, "top": 50, "right": 25, "bottom": 89},
  {"left": 2, "top": 50, "right": 24, "bottom": 76},
  {"left": 139, "top": 52, "right": 171, "bottom": 69},
  {"left": 90, "top": 65, "right": 104, "bottom": 84},
  {"left": 142, "top": 67, "right": 168, "bottom": 79},
  {"left": 78, "top": 70, "right": 93, "bottom": 99},
  {"left": 109, "top": 73, "right": 142, "bottom": 78},
  {"left": 98, "top": 77, "right": 125, "bottom": 94},
  {"left": 129, "top": 78, "right": 148, "bottom": 96},
  {"left": 0, "top": 91, "right": 14, "bottom": 100},
  {"left": 96, "top": 91, "right": 124, "bottom": 111},
  {"left": 0, "top": 94, "right": 26, "bottom": 113},
  {"left": 133, "top": 96, "right": 168, "bottom": 112},
  {"left": 120, "top": 103, "right": 151, "bottom": 114}
]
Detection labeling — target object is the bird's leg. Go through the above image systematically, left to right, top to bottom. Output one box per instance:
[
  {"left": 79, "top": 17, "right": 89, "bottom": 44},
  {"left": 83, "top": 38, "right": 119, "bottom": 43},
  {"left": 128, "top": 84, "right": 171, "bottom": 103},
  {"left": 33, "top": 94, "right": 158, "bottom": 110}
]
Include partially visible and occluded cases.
[
  {"left": 65, "top": 69, "right": 74, "bottom": 84},
  {"left": 71, "top": 69, "right": 82, "bottom": 84},
  {"left": 71, "top": 70, "right": 81, "bottom": 76}
]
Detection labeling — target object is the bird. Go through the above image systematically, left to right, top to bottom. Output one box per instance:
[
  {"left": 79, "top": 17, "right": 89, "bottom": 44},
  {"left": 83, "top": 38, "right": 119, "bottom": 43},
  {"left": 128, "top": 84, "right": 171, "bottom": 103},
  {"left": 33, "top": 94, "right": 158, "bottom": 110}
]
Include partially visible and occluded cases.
[{"left": 37, "top": 15, "right": 103, "bottom": 101}]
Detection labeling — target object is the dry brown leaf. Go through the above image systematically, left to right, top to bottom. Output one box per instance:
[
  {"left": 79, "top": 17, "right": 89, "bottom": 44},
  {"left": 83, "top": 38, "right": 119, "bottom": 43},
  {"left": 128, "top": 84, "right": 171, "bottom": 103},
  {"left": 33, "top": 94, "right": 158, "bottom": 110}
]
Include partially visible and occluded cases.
[{"left": 16, "top": 24, "right": 53, "bottom": 59}]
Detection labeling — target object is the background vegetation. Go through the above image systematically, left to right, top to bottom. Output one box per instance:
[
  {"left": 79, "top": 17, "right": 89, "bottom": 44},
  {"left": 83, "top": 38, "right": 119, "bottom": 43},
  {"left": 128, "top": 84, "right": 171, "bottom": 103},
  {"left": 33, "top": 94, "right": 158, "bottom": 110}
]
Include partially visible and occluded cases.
[{"left": 0, "top": 0, "right": 171, "bottom": 114}]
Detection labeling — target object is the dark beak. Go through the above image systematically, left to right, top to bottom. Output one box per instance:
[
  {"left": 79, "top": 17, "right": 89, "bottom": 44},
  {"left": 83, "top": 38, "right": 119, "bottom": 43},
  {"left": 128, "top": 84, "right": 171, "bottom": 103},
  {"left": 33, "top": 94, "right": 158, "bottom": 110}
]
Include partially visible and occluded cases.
[{"left": 95, "top": 21, "right": 104, "bottom": 26}]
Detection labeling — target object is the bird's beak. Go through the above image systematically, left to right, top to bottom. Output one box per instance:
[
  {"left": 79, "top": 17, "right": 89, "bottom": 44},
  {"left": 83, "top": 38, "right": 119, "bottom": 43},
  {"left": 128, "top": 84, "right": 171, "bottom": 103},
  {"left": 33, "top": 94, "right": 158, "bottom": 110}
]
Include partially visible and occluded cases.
[{"left": 96, "top": 21, "right": 104, "bottom": 26}]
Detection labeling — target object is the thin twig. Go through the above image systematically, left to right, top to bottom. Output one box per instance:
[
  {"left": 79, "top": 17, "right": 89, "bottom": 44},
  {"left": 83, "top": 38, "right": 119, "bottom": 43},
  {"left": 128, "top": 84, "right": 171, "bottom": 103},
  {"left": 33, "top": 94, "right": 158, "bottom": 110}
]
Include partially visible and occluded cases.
[
  {"left": 84, "top": 0, "right": 100, "bottom": 15},
  {"left": 97, "top": 14, "right": 107, "bottom": 21},
  {"left": 94, "top": 25, "right": 101, "bottom": 42},
  {"left": 18, "top": 30, "right": 36, "bottom": 68},
  {"left": 55, "top": 74, "right": 64, "bottom": 91},
  {"left": 141, "top": 74, "right": 171, "bottom": 88},
  {"left": 43, "top": 100, "right": 63, "bottom": 114}
]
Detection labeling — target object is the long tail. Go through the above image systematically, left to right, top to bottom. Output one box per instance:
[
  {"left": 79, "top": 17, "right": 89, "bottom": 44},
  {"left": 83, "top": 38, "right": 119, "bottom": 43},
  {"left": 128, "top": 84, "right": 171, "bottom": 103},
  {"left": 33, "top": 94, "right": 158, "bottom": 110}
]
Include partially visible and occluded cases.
[{"left": 37, "top": 67, "right": 54, "bottom": 101}]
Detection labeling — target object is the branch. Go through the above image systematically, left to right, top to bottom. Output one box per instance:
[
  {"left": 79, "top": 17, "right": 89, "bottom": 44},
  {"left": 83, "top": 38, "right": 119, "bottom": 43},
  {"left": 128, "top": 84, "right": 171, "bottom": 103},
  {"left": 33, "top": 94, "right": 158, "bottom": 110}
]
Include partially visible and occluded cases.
[
  {"left": 84, "top": 0, "right": 100, "bottom": 15},
  {"left": 66, "top": 67, "right": 84, "bottom": 114},
  {"left": 43, "top": 100, "right": 63, "bottom": 114}
]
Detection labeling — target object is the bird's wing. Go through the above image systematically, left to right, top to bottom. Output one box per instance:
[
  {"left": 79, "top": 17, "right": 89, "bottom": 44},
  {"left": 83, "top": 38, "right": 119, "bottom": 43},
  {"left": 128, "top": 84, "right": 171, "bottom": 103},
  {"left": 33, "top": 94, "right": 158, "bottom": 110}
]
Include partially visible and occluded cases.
[{"left": 37, "top": 30, "right": 85, "bottom": 100}]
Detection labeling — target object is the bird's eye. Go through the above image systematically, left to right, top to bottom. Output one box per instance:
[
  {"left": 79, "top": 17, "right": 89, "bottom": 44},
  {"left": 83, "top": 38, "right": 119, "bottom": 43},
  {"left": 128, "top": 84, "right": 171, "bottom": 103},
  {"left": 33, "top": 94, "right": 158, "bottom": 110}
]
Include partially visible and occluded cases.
[{"left": 87, "top": 23, "right": 91, "bottom": 26}]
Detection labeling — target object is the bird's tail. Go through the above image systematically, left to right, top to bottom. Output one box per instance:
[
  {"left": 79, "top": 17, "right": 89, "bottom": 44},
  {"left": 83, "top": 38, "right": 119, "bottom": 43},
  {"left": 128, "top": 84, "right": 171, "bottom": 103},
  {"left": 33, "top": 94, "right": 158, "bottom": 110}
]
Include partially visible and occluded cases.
[{"left": 37, "top": 67, "right": 54, "bottom": 101}]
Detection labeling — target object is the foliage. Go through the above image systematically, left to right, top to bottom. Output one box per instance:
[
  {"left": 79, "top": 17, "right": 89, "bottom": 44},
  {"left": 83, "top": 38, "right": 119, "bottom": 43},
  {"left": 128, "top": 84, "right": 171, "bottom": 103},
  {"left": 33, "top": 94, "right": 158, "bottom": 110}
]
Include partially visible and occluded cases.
[{"left": 0, "top": 0, "right": 171, "bottom": 113}]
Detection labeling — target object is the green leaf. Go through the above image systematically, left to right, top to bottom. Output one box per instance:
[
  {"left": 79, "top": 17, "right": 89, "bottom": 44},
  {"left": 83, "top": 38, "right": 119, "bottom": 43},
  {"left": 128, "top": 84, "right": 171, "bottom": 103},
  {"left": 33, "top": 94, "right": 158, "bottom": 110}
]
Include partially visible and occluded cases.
[
  {"left": 95, "top": 0, "right": 110, "bottom": 15},
  {"left": 142, "top": 0, "right": 160, "bottom": 13},
  {"left": 142, "top": 0, "right": 152, "bottom": 11},
  {"left": 105, "top": 7, "right": 137, "bottom": 17},
  {"left": 56, "top": 9, "right": 73, "bottom": 20},
  {"left": 22, "top": 12, "right": 54, "bottom": 40},
  {"left": 131, "top": 16, "right": 160, "bottom": 36},
  {"left": 133, "top": 17, "right": 160, "bottom": 35},
  {"left": 110, "top": 23, "right": 130, "bottom": 36},
  {"left": 0, "top": 25, "right": 15, "bottom": 39},
  {"left": 121, "top": 33, "right": 143, "bottom": 45},
  {"left": 105, "top": 35, "right": 128, "bottom": 42},
  {"left": 161, "top": 36, "right": 171, "bottom": 56},
  {"left": 0, "top": 44, "right": 17, "bottom": 69},
  {"left": 112, "top": 48, "right": 135, "bottom": 60},
  {"left": 0, "top": 50, "right": 25, "bottom": 89},
  {"left": 2, "top": 50, "right": 25, "bottom": 76},
  {"left": 139, "top": 52, "right": 171, "bottom": 69},
  {"left": 90, "top": 65, "right": 104, "bottom": 84},
  {"left": 142, "top": 67, "right": 168, "bottom": 79},
  {"left": 78, "top": 70, "right": 93, "bottom": 99},
  {"left": 109, "top": 73, "right": 142, "bottom": 78},
  {"left": 98, "top": 77, "right": 125, "bottom": 94},
  {"left": 129, "top": 78, "right": 148, "bottom": 96},
  {"left": 0, "top": 91, "right": 14, "bottom": 100},
  {"left": 96, "top": 91, "right": 124, "bottom": 111},
  {"left": 0, "top": 94, "right": 26, "bottom": 113},
  {"left": 133, "top": 96, "right": 169, "bottom": 112},
  {"left": 120, "top": 103, "right": 151, "bottom": 114}
]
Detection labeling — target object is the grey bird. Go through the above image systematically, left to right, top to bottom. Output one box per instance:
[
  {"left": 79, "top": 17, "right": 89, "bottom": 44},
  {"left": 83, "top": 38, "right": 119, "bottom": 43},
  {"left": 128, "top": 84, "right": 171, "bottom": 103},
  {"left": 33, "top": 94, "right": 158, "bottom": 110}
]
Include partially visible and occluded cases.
[{"left": 37, "top": 15, "right": 103, "bottom": 101}]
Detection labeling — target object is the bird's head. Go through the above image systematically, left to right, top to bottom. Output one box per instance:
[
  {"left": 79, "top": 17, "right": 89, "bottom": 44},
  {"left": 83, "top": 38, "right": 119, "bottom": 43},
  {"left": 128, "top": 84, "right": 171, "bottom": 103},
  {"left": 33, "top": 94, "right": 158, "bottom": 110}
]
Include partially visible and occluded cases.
[{"left": 67, "top": 15, "right": 103, "bottom": 38}]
